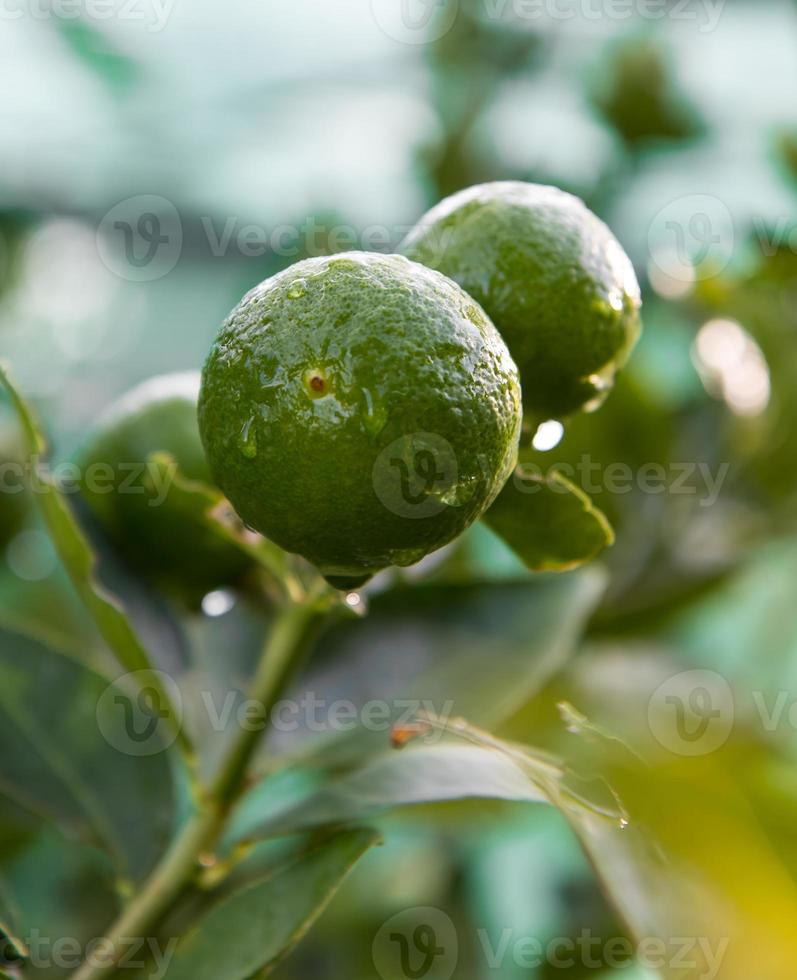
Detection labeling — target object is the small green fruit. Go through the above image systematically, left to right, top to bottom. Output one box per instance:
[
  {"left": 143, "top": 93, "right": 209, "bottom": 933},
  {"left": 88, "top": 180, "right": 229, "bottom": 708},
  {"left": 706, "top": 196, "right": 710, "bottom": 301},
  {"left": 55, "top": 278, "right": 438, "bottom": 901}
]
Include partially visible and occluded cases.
[
  {"left": 402, "top": 181, "right": 642, "bottom": 419},
  {"left": 198, "top": 252, "right": 522, "bottom": 588},
  {"left": 78, "top": 372, "right": 250, "bottom": 601}
]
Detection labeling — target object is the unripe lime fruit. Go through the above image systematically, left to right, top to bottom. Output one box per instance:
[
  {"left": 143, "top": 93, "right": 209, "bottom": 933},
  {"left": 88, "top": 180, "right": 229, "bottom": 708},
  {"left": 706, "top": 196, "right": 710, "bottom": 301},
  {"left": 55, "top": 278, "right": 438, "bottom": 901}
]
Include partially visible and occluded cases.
[
  {"left": 401, "top": 181, "right": 642, "bottom": 419},
  {"left": 198, "top": 252, "right": 521, "bottom": 589},
  {"left": 78, "top": 372, "right": 250, "bottom": 601}
]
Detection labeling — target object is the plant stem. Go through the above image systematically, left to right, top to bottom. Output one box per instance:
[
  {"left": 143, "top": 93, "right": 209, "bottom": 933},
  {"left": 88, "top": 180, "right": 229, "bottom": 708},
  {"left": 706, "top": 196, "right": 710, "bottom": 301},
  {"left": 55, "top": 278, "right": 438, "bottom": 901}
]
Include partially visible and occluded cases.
[
  {"left": 209, "top": 595, "right": 326, "bottom": 808},
  {"left": 71, "top": 597, "right": 328, "bottom": 980}
]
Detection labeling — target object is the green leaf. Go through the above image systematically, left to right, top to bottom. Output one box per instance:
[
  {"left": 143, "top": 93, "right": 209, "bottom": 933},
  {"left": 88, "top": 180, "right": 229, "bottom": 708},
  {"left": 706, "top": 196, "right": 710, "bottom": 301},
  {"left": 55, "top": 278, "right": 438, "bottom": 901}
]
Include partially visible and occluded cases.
[
  {"left": 0, "top": 365, "right": 182, "bottom": 745},
  {"left": 146, "top": 453, "right": 297, "bottom": 597},
  {"left": 483, "top": 467, "right": 614, "bottom": 571},
  {"left": 224, "top": 572, "right": 604, "bottom": 846},
  {"left": 292, "top": 572, "right": 605, "bottom": 757},
  {"left": 0, "top": 629, "right": 178, "bottom": 882},
  {"left": 549, "top": 706, "right": 797, "bottom": 978},
  {"left": 234, "top": 742, "right": 552, "bottom": 840},
  {"left": 0, "top": 828, "right": 118, "bottom": 980},
  {"left": 159, "top": 829, "right": 378, "bottom": 980}
]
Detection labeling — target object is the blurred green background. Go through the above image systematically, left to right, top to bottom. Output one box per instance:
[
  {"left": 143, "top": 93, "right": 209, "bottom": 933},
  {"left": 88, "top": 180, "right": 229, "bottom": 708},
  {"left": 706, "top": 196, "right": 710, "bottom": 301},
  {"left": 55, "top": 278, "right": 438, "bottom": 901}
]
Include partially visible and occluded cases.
[{"left": 2, "top": 1, "right": 797, "bottom": 978}]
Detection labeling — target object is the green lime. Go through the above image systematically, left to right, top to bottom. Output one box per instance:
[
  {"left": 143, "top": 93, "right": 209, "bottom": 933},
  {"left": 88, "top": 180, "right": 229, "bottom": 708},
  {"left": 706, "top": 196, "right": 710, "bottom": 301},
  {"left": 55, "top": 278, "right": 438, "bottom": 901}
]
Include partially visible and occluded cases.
[
  {"left": 593, "top": 38, "right": 701, "bottom": 148},
  {"left": 401, "top": 181, "right": 642, "bottom": 419},
  {"left": 198, "top": 252, "right": 521, "bottom": 589},
  {"left": 78, "top": 372, "right": 250, "bottom": 601}
]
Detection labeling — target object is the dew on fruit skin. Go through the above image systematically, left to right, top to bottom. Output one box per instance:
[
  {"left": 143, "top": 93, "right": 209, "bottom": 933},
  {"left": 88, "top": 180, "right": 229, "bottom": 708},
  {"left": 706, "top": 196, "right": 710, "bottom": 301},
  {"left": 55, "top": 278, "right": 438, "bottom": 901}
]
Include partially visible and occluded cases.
[
  {"left": 286, "top": 279, "right": 307, "bottom": 300},
  {"left": 590, "top": 297, "right": 613, "bottom": 318},
  {"left": 258, "top": 364, "right": 284, "bottom": 390},
  {"left": 361, "top": 388, "right": 387, "bottom": 437},
  {"left": 238, "top": 416, "right": 258, "bottom": 459},
  {"left": 433, "top": 474, "right": 478, "bottom": 508},
  {"left": 390, "top": 546, "right": 428, "bottom": 567}
]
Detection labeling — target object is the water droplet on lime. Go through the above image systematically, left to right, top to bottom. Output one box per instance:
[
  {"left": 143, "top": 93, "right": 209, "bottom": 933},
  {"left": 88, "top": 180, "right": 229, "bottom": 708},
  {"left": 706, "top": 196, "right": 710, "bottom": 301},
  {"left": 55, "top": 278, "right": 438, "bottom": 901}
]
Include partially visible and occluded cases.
[
  {"left": 361, "top": 388, "right": 388, "bottom": 437},
  {"left": 238, "top": 417, "right": 258, "bottom": 458},
  {"left": 437, "top": 475, "right": 477, "bottom": 507}
]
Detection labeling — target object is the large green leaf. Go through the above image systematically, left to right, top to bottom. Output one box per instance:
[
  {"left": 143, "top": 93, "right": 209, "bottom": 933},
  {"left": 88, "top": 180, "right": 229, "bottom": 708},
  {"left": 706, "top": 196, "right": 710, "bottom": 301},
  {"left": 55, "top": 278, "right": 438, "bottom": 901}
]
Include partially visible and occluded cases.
[
  {"left": 0, "top": 366, "right": 182, "bottom": 744},
  {"left": 483, "top": 467, "right": 614, "bottom": 572},
  {"left": 292, "top": 571, "right": 604, "bottom": 752},
  {"left": 225, "top": 572, "right": 604, "bottom": 844},
  {"left": 0, "top": 630, "right": 178, "bottom": 883},
  {"left": 240, "top": 710, "right": 797, "bottom": 978},
  {"left": 232, "top": 741, "right": 552, "bottom": 841},
  {"left": 0, "top": 829, "right": 118, "bottom": 980},
  {"left": 159, "top": 829, "right": 378, "bottom": 980}
]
